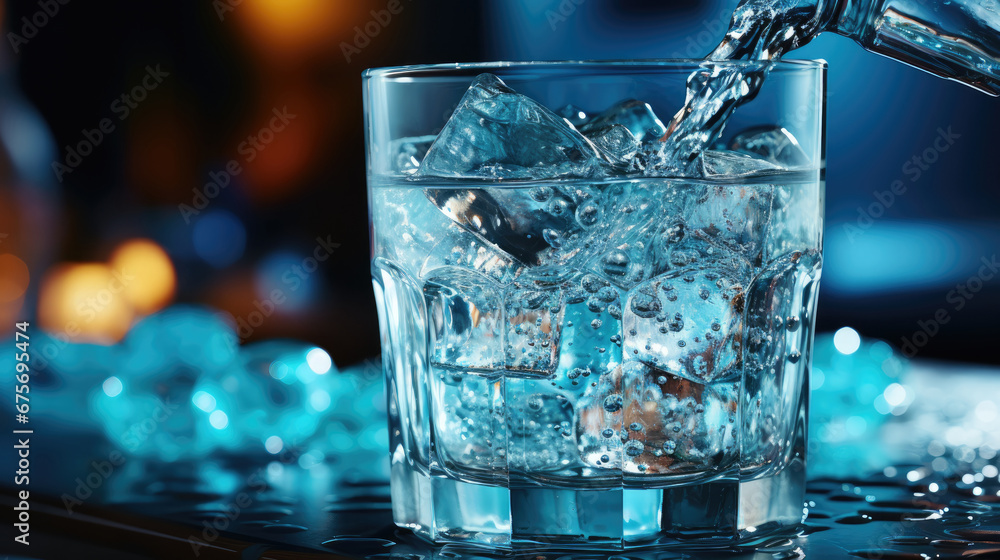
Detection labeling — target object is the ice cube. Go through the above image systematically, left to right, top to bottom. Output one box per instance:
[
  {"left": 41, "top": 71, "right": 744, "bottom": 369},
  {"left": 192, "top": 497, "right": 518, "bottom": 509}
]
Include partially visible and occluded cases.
[
  {"left": 418, "top": 74, "right": 610, "bottom": 179},
  {"left": 580, "top": 99, "right": 667, "bottom": 142},
  {"left": 557, "top": 104, "right": 591, "bottom": 127},
  {"left": 585, "top": 124, "right": 640, "bottom": 165},
  {"left": 729, "top": 126, "right": 811, "bottom": 168},
  {"left": 390, "top": 135, "right": 436, "bottom": 175},
  {"left": 698, "top": 150, "right": 782, "bottom": 177},
  {"left": 763, "top": 181, "right": 822, "bottom": 263},
  {"left": 678, "top": 182, "right": 773, "bottom": 265},
  {"left": 424, "top": 185, "right": 586, "bottom": 267},
  {"left": 372, "top": 186, "right": 521, "bottom": 283},
  {"left": 741, "top": 249, "right": 820, "bottom": 473},
  {"left": 622, "top": 265, "right": 748, "bottom": 384},
  {"left": 423, "top": 267, "right": 504, "bottom": 371},
  {"left": 556, "top": 275, "right": 625, "bottom": 384},
  {"left": 503, "top": 283, "right": 564, "bottom": 375},
  {"left": 92, "top": 306, "right": 239, "bottom": 460},
  {"left": 193, "top": 341, "right": 342, "bottom": 453},
  {"left": 621, "top": 362, "right": 739, "bottom": 476},
  {"left": 574, "top": 363, "right": 624, "bottom": 470},
  {"left": 430, "top": 369, "right": 506, "bottom": 477},
  {"left": 506, "top": 377, "right": 577, "bottom": 473}
]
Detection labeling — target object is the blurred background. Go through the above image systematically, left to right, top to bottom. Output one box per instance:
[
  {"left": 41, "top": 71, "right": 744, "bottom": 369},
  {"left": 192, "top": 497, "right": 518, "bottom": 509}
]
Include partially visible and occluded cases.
[
  {"left": 1, "top": 0, "right": 997, "bottom": 365},
  {"left": 3, "top": 0, "right": 998, "bottom": 369},
  {"left": 0, "top": 2, "right": 998, "bottom": 555}
]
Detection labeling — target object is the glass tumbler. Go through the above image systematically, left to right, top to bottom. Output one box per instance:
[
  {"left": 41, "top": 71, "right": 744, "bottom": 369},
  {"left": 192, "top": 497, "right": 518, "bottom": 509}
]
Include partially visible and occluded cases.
[{"left": 364, "top": 61, "right": 825, "bottom": 549}]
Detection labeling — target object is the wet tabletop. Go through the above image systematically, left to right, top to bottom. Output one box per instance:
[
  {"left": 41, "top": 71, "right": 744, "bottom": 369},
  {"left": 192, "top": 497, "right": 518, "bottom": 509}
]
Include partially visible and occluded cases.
[{"left": 3, "top": 360, "right": 999, "bottom": 559}]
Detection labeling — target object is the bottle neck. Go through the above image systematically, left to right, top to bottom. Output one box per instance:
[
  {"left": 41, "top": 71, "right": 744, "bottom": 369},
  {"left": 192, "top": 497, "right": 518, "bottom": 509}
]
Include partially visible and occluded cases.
[{"left": 821, "top": 0, "right": 876, "bottom": 39}]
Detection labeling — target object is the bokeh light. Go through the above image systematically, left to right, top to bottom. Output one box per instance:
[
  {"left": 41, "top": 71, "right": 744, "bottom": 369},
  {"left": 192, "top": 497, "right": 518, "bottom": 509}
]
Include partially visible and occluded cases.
[
  {"left": 235, "top": 0, "right": 345, "bottom": 54},
  {"left": 193, "top": 210, "right": 246, "bottom": 268},
  {"left": 109, "top": 239, "right": 176, "bottom": 314},
  {"left": 255, "top": 251, "right": 317, "bottom": 313},
  {"left": 0, "top": 253, "right": 30, "bottom": 303},
  {"left": 38, "top": 264, "right": 135, "bottom": 344},
  {"left": 834, "top": 326, "right": 861, "bottom": 355},
  {"left": 306, "top": 347, "right": 332, "bottom": 374},
  {"left": 102, "top": 376, "right": 123, "bottom": 398},
  {"left": 209, "top": 409, "right": 230, "bottom": 430},
  {"left": 265, "top": 435, "right": 284, "bottom": 454}
]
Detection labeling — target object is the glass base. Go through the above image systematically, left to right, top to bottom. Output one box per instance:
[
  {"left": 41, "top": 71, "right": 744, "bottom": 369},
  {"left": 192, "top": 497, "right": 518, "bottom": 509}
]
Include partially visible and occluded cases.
[{"left": 391, "top": 458, "right": 806, "bottom": 550}]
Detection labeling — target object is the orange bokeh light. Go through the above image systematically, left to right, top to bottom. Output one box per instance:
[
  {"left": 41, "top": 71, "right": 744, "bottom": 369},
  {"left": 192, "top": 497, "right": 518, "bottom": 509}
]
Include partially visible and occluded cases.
[
  {"left": 235, "top": 0, "right": 344, "bottom": 54},
  {"left": 109, "top": 239, "right": 176, "bottom": 314},
  {"left": 0, "top": 253, "right": 30, "bottom": 304},
  {"left": 38, "top": 264, "right": 134, "bottom": 344}
]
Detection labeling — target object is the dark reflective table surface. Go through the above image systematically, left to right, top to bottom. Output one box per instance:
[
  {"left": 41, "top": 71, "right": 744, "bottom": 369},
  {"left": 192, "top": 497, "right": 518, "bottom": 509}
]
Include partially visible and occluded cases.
[{"left": 3, "top": 361, "right": 999, "bottom": 559}]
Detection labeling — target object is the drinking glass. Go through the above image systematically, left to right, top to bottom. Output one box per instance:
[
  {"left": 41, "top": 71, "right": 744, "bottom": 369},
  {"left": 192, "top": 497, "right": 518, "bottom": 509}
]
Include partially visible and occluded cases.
[{"left": 364, "top": 60, "right": 825, "bottom": 549}]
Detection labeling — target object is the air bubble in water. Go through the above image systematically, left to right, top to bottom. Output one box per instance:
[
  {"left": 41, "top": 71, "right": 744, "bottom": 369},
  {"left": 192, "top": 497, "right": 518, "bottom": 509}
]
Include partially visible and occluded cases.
[
  {"left": 530, "top": 186, "right": 553, "bottom": 202},
  {"left": 547, "top": 198, "right": 570, "bottom": 217},
  {"left": 576, "top": 201, "right": 600, "bottom": 227},
  {"left": 542, "top": 228, "right": 563, "bottom": 248},
  {"left": 602, "top": 250, "right": 630, "bottom": 276},
  {"left": 603, "top": 394, "right": 623, "bottom": 412},
  {"left": 527, "top": 396, "right": 544, "bottom": 412},
  {"left": 625, "top": 440, "right": 645, "bottom": 457}
]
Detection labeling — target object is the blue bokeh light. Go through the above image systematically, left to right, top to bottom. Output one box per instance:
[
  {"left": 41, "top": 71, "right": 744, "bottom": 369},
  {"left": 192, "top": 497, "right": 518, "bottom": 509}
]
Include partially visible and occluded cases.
[{"left": 192, "top": 210, "right": 246, "bottom": 268}]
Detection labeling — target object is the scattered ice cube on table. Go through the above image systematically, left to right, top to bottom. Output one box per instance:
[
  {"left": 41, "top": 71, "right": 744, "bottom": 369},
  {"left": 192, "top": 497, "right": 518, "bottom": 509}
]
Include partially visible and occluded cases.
[
  {"left": 418, "top": 74, "right": 610, "bottom": 179},
  {"left": 729, "top": 125, "right": 811, "bottom": 168},
  {"left": 93, "top": 306, "right": 239, "bottom": 460},
  {"left": 194, "top": 341, "right": 342, "bottom": 454}
]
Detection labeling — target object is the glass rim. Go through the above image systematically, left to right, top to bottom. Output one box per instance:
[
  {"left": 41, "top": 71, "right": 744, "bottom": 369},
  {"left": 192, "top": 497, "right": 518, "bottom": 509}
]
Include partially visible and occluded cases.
[{"left": 363, "top": 59, "right": 827, "bottom": 79}]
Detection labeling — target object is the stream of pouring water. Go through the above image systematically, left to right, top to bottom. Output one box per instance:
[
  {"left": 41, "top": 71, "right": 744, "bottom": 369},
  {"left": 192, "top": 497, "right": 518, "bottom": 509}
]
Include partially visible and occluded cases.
[{"left": 658, "top": 0, "right": 827, "bottom": 173}]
